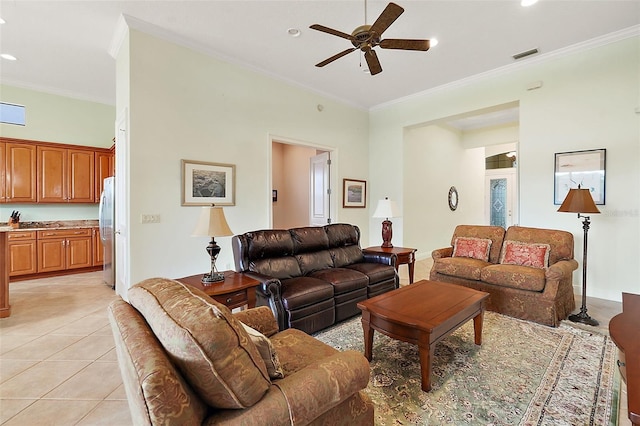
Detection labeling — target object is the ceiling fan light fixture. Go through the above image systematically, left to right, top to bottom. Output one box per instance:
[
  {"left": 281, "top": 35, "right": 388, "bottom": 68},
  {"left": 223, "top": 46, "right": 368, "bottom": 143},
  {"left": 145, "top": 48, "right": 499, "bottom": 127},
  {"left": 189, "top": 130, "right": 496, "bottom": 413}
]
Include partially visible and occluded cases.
[
  {"left": 287, "top": 28, "right": 301, "bottom": 37},
  {"left": 430, "top": 38, "right": 439, "bottom": 47},
  {"left": 1, "top": 53, "right": 17, "bottom": 61}
]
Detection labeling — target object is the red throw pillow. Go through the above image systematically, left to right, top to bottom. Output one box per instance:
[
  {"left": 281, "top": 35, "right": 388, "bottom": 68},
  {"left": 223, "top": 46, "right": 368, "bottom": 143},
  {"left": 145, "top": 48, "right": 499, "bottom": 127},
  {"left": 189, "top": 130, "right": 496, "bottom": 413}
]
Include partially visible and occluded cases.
[
  {"left": 452, "top": 237, "right": 492, "bottom": 262},
  {"left": 500, "top": 240, "right": 551, "bottom": 269}
]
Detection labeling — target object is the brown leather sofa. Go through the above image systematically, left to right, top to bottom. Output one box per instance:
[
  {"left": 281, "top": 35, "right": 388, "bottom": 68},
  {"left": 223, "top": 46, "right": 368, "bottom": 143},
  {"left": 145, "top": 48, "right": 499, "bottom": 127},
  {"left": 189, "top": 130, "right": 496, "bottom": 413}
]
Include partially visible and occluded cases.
[
  {"left": 232, "top": 223, "right": 398, "bottom": 334},
  {"left": 430, "top": 225, "right": 578, "bottom": 326},
  {"left": 108, "top": 278, "right": 374, "bottom": 425}
]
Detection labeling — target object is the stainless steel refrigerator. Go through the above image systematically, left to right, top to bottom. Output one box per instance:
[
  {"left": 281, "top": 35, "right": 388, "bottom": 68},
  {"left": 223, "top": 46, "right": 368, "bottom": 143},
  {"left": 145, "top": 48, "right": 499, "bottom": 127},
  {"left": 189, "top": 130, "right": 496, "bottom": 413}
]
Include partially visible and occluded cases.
[{"left": 98, "top": 177, "right": 115, "bottom": 288}]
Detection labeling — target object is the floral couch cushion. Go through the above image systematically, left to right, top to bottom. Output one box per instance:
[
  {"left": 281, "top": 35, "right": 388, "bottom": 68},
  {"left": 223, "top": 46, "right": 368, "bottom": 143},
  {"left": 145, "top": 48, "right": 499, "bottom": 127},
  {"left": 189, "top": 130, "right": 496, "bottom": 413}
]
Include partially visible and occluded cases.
[
  {"left": 451, "top": 225, "right": 506, "bottom": 264},
  {"left": 453, "top": 237, "right": 492, "bottom": 261},
  {"left": 499, "top": 240, "right": 551, "bottom": 269},
  {"left": 431, "top": 256, "right": 490, "bottom": 281},
  {"left": 481, "top": 264, "right": 546, "bottom": 292},
  {"left": 128, "top": 278, "right": 271, "bottom": 409}
]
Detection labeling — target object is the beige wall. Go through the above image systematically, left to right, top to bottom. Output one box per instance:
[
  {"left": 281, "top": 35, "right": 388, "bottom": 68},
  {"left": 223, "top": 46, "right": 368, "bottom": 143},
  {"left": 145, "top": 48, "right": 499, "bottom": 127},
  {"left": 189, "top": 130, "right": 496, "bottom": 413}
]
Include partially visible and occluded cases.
[{"left": 371, "top": 36, "right": 640, "bottom": 301}]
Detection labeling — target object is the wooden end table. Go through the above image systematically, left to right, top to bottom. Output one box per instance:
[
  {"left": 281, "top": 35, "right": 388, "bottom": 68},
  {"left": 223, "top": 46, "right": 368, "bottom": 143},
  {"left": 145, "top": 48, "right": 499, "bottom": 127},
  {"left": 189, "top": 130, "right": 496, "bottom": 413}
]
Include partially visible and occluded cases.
[
  {"left": 364, "top": 246, "right": 417, "bottom": 283},
  {"left": 176, "top": 270, "right": 260, "bottom": 310},
  {"left": 357, "top": 280, "right": 489, "bottom": 392}
]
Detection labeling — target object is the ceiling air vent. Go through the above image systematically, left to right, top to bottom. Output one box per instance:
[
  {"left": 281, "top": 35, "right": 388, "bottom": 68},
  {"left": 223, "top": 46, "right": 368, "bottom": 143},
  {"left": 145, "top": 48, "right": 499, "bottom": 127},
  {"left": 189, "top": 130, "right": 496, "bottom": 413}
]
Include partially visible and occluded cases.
[{"left": 512, "top": 48, "right": 539, "bottom": 60}]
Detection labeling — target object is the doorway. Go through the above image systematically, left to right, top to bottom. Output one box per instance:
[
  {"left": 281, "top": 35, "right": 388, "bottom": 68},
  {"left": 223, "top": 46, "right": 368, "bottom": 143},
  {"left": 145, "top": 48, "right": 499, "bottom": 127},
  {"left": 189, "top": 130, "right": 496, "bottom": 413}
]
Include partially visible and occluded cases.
[
  {"left": 271, "top": 139, "right": 335, "bottom": 229},
  {"left": 485, "top": 168, "right": 517, "bottom": 228}
]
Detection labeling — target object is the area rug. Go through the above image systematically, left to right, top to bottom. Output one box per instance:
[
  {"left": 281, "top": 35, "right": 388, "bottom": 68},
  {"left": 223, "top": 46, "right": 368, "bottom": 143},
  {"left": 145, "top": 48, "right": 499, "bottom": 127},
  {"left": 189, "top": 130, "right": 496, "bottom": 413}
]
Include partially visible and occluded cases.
[{"left": 313, "top": 312, "right": 619, "bottom": 425}]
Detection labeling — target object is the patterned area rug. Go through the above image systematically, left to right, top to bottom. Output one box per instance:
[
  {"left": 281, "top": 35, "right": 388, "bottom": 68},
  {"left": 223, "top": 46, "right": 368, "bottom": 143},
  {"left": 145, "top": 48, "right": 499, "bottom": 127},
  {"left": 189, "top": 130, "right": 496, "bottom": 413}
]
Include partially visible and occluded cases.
[{"left": 313, "top": 312, "right": 619, "bottom": 425}]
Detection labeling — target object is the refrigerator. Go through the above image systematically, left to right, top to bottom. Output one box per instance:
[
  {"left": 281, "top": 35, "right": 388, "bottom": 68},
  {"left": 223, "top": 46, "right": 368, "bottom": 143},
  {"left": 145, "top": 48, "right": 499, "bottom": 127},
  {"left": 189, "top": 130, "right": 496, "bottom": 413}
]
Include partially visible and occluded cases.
[{"left": 98, "top": 177, "right": 115, "bottom": 288}]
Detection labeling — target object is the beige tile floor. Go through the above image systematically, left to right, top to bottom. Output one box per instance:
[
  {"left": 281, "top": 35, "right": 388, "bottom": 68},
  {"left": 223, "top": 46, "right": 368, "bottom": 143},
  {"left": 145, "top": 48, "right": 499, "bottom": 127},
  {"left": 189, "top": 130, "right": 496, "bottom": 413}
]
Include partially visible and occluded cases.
[{"left": 0, "top": 259, "right": 630, "bottom": 425}]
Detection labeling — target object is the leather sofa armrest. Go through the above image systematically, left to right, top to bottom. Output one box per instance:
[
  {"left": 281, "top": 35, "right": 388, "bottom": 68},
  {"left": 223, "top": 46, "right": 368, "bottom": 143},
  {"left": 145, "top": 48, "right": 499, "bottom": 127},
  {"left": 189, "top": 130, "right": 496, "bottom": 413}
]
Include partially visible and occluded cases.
[
  {"left": 432, "top": 247, "right": 453, "bottom": 260},
  {"left": 362, "top": 252, "right": 397, "bottom": 268},
  {"left": 246, "top": 276, "right": 287, "bottom": 332},
  {"left": 233, "top": 306, "right": 280, "bottom": 338},
  {"left": 274, "top": 350, "right": 370, "bottom": 425}
]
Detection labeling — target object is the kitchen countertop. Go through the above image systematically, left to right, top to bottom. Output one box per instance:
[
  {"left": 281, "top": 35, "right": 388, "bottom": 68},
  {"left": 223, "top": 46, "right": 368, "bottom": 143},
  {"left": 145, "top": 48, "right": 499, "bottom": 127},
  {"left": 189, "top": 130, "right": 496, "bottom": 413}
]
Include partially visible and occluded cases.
[{"left": 0, "top": 220, "right": 99, "bottom": 231}]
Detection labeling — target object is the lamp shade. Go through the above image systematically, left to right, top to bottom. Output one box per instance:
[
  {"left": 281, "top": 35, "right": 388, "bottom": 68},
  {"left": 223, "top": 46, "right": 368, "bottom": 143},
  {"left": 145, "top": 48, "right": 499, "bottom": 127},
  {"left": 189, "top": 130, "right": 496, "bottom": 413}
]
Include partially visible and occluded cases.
[
  {"left": 557, "top": 188, "right": 600, "bottom": 214},
  {"left": 373, "top": 198, "right": 401, "bottom": 219},
  {"left": 192, "top": 206, "right": 233, "bottom": 237}
]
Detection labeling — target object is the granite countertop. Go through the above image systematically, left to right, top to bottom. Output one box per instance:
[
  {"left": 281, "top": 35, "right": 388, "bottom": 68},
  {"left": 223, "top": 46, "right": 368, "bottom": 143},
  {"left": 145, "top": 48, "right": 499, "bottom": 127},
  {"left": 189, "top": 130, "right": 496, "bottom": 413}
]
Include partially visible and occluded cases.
[{"left": 0, "top": 220, "right": 99, "bottom": 231}]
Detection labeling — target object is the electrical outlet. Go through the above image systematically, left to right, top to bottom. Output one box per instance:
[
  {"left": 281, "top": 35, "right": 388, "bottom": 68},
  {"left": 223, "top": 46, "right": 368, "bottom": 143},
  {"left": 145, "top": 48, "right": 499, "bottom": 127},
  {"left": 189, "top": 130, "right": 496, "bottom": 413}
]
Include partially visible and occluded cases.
[{"left": 140, "top": 214, "right": 161, "bottom": 224}]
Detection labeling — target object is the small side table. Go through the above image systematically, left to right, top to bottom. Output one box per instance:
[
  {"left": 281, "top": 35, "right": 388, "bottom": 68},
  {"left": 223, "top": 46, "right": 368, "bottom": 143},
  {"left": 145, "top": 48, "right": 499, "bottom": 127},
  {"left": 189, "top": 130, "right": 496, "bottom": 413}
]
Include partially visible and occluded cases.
[
  {"left": 363, "top": 246, "right": 417, "bottom": 284},
  {"left": 176, "top": 270, "right": 260, "bottom": 310}
]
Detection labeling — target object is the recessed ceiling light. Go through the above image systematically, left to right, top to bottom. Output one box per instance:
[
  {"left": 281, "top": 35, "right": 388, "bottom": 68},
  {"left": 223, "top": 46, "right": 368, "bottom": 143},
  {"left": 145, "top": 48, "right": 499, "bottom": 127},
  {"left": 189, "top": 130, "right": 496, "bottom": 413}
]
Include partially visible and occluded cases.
[
  {"left": 521, "top": 0, "right": 538, "bottom": 6},
  {"left": 0, "top": 18, "right": 6, "bottom": 24},
  {"left": 287, "top": 28, "right": 301, "bottom": 37},
  {"left": 1, "top": 54, "right": 17, "bottom": 61}
]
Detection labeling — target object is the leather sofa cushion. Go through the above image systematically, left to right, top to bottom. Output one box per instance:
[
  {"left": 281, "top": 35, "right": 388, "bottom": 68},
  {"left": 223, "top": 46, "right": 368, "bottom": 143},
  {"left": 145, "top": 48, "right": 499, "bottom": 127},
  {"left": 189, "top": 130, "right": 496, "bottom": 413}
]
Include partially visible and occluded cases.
[
  {"left": 326, "top": 223, "right": 360, "bottom": 247},
  {"left": 290, "top": 226, "right": 329, "bottom": 253},
  {"left": 247, "top": 230, "right": 294, "bottom": 259},
  {"left": 332, "top": 245, "right": 364, "bottom": 267},
  {"left": 297, "top": 250, "right": 334, "bottom": 275},
  {"left": 251, "top": 256, "right": 302, "bottom": 279},
  {"left": 432, "top": 257, "right": 490, "bottom": 281},
  {"left": 346, "top": 262, "right": 395, "bottom": 284},
  {"left": 481, "top": 264, "right": 546, "bottom": 292},
  {"left": 309, "top": 268, "right": 368, "bottom": 295},
  {"left": 281, "top": 277, "right": 334, "bottom": 310},
  {"left": 128, "top": 278, "right": 271, "bottom": 409}
]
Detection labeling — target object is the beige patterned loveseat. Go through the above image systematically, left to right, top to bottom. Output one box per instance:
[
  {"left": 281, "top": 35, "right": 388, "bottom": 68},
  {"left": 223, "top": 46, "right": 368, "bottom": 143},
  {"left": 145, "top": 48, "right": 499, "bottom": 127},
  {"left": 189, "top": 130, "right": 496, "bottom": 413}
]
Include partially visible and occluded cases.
[
  {"left": 430, "top": 225, "right": 578, "bottom": 327},
  {"left": 108, "top": 278, "right": 373, "bottom": 425}
]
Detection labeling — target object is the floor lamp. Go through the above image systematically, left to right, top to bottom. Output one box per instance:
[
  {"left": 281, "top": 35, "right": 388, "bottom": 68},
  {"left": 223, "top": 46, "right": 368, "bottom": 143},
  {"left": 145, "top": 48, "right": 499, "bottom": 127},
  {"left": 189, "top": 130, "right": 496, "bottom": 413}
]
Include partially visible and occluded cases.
[{"left": 557, "top": 185, "right": 600, "bottom": 326}]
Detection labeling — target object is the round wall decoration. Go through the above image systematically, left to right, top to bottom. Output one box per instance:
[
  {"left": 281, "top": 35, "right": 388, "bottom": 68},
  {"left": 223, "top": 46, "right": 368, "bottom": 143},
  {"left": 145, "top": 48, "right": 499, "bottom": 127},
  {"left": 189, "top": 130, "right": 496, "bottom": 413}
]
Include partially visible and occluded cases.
[{"left": 448, "top": 186, "right": 459, "bottom": 211}]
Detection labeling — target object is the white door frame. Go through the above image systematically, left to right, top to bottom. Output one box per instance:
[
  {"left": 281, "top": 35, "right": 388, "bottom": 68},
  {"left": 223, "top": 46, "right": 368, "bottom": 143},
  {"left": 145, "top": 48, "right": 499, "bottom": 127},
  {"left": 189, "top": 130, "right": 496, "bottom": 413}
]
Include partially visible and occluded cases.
[{"left": 114, "top": 108, "right": 130, "bottom": 299}]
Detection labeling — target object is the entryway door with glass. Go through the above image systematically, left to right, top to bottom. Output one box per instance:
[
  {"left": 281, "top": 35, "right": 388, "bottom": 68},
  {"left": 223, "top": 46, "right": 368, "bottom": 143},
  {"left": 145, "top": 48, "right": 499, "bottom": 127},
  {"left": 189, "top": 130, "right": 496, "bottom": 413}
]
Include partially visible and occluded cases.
[{"left": 485, "top": 168, "right": 517, "bottom": 228}]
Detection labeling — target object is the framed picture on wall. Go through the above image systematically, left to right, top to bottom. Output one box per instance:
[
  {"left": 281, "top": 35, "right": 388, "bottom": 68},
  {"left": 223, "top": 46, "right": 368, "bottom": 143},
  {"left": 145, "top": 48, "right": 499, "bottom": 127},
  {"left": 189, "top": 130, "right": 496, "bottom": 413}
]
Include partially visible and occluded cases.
[
  {"left": 554, "top": 149, "right": 606, "bottom": 205},
  {"left": 182, "top": 160, "right": 236, "bottom": 206},
  {"left": 343, "top": 179, "right": 366, "bottom": 208}
]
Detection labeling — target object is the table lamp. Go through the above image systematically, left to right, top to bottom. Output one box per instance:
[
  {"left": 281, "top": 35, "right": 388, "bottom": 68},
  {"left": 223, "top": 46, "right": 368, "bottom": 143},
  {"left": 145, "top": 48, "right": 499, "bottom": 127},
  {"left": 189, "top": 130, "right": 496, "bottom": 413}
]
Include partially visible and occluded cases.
[
  {"left": 557, "top": 185, "right": 600, "bottom": 326},
  {"left": 373, "top": 197, "right": 401, "bottom": 248},
  {"left": 192, "top": 205, "right": 233, "bottom": 284}
]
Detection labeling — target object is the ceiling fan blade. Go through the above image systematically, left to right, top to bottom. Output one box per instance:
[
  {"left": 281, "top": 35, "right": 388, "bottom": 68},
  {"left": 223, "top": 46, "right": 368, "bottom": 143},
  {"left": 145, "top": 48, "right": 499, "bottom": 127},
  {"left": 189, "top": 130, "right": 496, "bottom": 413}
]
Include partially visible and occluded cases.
[
  {"left": 369, "top": 2, "right": 404, "bottom": 37},
  {"left": 309, "top": 24, "right": 355, "bottom": 41},
  {"left": 380, "top": 39, "right": 430, "bottom": 51},
  {"left": 315, "top": 48, "right": 357, "bottom": 67},
  {"left": 364, "top": 49, "right": 382, "bottom": 75}
]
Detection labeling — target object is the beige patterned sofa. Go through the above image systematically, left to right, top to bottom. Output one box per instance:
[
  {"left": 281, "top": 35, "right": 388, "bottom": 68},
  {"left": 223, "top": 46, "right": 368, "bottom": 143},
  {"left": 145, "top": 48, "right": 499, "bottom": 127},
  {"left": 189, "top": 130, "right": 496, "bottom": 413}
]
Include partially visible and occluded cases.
[
  {"left": 430, "top": 225, "right": 578, "bottom": 327},
  {"left": 108, "top": 278, "right": 373, "bottom": 425}
]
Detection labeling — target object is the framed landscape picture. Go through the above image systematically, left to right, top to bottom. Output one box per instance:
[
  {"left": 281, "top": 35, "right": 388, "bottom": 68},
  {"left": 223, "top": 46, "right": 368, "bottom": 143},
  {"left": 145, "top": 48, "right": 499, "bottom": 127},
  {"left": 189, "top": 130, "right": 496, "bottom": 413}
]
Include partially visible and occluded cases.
[
  {"left": 554, "top": 149, "right": 606, "bottom": 205},
  {"left": 182, "top": 160, "right": 235, "bottom": 206},
  {"left": 343, "top": 178, "right": 366, "bottom": 208}
]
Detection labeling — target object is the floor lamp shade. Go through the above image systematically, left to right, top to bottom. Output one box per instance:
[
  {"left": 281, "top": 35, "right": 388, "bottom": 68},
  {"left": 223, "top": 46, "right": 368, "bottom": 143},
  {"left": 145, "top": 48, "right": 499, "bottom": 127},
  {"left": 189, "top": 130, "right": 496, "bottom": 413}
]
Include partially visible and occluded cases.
[
  {"left": 557, "top": 186, "right": 600, "bottom": 326},
  {"left": 373, "top": 197, "right": 401, "bottom": 248},
  {"left": 192, "top": 206, "right": 233, "bottom": 284}
]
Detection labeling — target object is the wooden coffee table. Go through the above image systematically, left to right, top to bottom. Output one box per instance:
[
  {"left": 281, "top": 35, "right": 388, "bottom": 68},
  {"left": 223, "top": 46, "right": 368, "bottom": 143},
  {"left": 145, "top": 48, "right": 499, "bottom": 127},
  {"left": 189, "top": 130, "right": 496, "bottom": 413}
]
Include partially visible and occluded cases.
[{"left": 357, "top": 280, "right": 489, "bottom": 391}]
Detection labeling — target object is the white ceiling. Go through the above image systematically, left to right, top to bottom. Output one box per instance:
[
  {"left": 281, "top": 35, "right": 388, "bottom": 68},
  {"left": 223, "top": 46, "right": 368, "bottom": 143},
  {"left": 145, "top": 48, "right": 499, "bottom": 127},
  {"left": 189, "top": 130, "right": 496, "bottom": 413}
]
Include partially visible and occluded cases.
[{"left": 0, "top": 1, "right": 638, "bottom": 110}]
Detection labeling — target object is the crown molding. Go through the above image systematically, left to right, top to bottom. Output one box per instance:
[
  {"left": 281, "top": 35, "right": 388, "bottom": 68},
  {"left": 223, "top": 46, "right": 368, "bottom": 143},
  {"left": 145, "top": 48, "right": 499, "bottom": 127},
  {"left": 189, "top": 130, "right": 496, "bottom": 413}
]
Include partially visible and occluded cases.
[
  {"left": 371, "top": 25, "right": 640, "bottom": 112},
  {"left": 1, "top": 79, "right": 113, "bottom": 106}
]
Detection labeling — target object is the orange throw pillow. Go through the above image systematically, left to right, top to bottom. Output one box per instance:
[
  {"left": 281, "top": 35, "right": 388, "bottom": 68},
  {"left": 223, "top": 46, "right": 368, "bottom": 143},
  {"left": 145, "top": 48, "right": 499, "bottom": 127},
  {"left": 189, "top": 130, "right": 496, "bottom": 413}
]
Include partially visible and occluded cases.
[
  {"left": 452, "top": 237, "right": 492, "bottom": 262},
  {"left": 500, "top": 240, "right": 551, "bottom": 269}
]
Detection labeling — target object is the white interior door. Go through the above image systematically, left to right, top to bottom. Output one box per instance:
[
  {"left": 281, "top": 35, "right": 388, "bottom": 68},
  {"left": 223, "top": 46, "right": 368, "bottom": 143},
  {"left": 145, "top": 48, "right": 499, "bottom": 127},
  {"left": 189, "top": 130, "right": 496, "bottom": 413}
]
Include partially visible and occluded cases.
[
  {"left": 114, "top": 110, "right": 129, "bottom": 298},
  {"left": 310, "top": 152, "right": 331, "bottom": 226},
  {"left": 485, "top": 168, "right": 518, "bottom": 228}
]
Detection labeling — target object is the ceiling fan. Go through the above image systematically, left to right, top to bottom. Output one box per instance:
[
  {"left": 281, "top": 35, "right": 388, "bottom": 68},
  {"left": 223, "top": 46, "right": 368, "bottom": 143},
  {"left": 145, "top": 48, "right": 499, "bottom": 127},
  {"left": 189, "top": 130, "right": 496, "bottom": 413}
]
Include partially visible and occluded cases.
[{"left": 309, "top": 2, "right": 430, "bottom": 75}]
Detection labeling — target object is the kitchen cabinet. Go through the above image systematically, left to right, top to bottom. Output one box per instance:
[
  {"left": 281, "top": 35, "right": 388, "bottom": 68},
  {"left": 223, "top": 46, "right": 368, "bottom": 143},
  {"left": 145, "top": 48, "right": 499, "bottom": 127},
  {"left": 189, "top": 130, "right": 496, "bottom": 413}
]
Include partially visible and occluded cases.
[
  {"left": 2, "top": 142, "right": 37, "bottom": 203},
  {"left": 37, "top": 146, "right": 95, "bottom": 203},
  {"left": 94, "top": 151, "right": 114, "bottom": 201},
  {"left": 92, "top": 227, "right": 104, "bottom": 266},
  {"left": 37, "top": 229, "right": 93, "bottom": 273},
  {"left": 8, "top": 231, "right": 37, "bottom": 276}
]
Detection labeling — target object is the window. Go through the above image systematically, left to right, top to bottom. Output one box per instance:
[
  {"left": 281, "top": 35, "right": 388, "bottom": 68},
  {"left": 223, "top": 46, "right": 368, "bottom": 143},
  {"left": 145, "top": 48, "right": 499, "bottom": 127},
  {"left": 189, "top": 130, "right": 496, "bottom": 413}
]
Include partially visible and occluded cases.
[{"left": 0, "top": 102, "right": 26, "bottom": 126}]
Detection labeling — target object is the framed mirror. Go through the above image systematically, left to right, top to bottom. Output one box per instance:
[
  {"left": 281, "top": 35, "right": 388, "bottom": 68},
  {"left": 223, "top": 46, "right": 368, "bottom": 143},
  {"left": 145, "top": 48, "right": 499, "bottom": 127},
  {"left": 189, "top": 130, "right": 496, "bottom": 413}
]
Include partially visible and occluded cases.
[{"left": 448, "top": 186, "right": 458, "bottom": 211}]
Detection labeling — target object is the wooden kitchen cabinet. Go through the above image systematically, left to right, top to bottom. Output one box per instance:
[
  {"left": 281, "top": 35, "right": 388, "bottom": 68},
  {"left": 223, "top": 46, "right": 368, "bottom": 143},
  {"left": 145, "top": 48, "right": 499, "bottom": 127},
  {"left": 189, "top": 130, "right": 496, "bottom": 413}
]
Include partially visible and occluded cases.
[
  {"left": 2, "top": 142, "right": 37, "bottom": 203},
  {"left": 37, "top": 146, "right": 95, "bottom": 203},
  {"left": 94, "top": 151, "right": 114, "bottom": 201},
  {"left": 92, "top": 227, "right": 104, "bottom": 266},
  {"left": 37, "top": 229, "right": 93, "bottom": 273},
  {"left": 8, "top": 231, "right": 37, "bottom": 276}
]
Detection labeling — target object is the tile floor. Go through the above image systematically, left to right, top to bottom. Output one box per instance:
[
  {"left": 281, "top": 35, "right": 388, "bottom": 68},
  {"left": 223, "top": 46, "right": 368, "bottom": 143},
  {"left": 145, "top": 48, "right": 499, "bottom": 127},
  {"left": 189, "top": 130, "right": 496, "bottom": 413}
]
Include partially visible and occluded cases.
[{"left": 0, "top": 259, "right": 630, "bottom": 425}]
